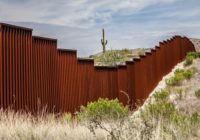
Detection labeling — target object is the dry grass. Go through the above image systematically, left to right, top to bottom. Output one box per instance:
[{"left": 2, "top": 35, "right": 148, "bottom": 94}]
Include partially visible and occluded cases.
[
  {"left": 0, "top": 109, "right": 94, "bottom": 140},
  {"left": 0, "top": 109, "right": 164, "bottom": 140}
]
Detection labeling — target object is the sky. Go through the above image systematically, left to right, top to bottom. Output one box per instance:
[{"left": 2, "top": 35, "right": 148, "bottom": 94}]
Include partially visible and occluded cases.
[{"left": 0, "top": 0, "right": 200, "bottom": 56}]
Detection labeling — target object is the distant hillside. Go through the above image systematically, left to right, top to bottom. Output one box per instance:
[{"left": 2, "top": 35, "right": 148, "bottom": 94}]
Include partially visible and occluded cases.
[{"left": 89, "top": 48, "right": 151, "bottom": 66}]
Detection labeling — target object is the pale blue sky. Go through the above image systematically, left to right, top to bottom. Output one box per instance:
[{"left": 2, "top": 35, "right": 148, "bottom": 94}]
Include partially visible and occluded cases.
[{"left": 0, "top": 0, "right": 200, "bottom": 56}]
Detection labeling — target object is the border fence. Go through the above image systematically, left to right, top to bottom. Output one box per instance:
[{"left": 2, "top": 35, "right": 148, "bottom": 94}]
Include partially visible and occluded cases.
[{"left": 0, "top": 23, "right": 195, "bottom": 113}]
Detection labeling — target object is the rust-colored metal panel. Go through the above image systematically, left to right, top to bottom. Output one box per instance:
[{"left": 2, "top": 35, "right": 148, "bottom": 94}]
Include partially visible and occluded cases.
[
  {"left": 0, "top": 25, "right": 2, "bottom": 108},
  {"left": 2, "top": 27, "right": 6, "bottom": 108},
  {"left": 5, "top": 27, "right": 9, "bottom": 108},
  {"left": 10, "top": 28, "right": 14, "bottom": 109},
  {"left": 16, "top": 28, "right": 20, "bottom": 110},
  {"left": 12, "top": 29, "right": 16, "bottom": 110},
  {"left": 19, "top": 30, "right": 24, "bottom": 109},
  {"left": 24, "top": 31, "right": 28, "bottom": 110},
  {"left": 159, "top": 42, "right": 165, "bottom": 76},
  {"left": 155, "top": 46, "right": 161, "bottom": 82},
  {"left": 151, "top": 49, "right": 157, "bottom": 89},
  {"left": 145, "top": 52, "right": 154, "bottom": 96},
  {"left": 126, "top": 61, "right": 135, "bottom": 108},
  {"left": 117, "top": 65, "right": 128, "bottom": 105},
  {"left": 110, "top": 68, "right": 118, "bottom": 99}
]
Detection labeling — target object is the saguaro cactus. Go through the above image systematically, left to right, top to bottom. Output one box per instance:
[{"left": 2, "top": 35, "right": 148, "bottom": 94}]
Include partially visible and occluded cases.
[{"left": 101, "top": 28, "right": 108, "bottom": 53}]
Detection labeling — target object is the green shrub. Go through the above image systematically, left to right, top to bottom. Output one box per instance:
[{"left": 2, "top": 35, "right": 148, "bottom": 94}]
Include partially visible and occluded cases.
[
  {"left": 187, "top": 52, "right": 200, "bottom": 59},
  {"left": 184, "top": 56, "right": 193, "bottom": 66},
  {"left": 166, "top": 68, "right": 195, "bottom": 86},
  {"left": 183, "top": 69, "right": 195, "bottom": 79},
  {"left": 165, "top": 73, "right": 184, "bottom": 86},
  {"left": 153, "top": 89, "right": 169, "bottom": 102},
  {"left": 195, "top": 89, "right": 200, "bottom": 98},
  {"left": 77, "top": 98, "right": 128, "bottom": 121},
  {"left": 191, "top": 112, "right": 200, "bottom": 126}
]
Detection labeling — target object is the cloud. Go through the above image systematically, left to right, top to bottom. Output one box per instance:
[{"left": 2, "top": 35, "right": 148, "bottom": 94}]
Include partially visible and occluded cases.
[{"left": 0, "top": 0, "right": 178, "bottom": 28}]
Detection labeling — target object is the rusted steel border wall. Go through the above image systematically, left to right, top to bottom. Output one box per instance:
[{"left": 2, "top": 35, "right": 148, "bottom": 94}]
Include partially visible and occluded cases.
[{"left": 0, "top": 23, "right": 196, "bottom": 113}]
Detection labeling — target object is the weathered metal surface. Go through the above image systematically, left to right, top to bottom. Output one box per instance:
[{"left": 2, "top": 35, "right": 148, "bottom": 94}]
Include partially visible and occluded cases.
[{"left": 0, "top": 23, "right": 196, "bottom": 113}]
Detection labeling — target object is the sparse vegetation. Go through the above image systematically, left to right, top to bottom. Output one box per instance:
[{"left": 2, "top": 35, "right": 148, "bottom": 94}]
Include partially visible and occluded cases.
[
  {"left": 92, "top": 48, "right": 150, "bottom": 66},
  {"left": 92, "top": 49, "right": 132, "bottom": 66},
  {"left": 184, "top": 52, "right": 200, "bottom": 67},
  {"left": 187, "top": 52, "right": 200, "bottom": 59},
  {"left": 184, "top": 56, "right": 193, "bottom": 66},
  {"left": 166, "top": 68, "right": 195, "bottom": 86},
  {"left": 153, "top": 89, "right": 169, "bottom": 102},
  {"left": 195, "top": 89, "right": 200, "bottom": 98},
  {"left": 141, "top": 102, "right": 176, "bottom": 120}
]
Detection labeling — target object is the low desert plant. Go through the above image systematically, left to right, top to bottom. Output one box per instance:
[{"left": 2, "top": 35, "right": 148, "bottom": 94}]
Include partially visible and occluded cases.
[
  {"left": 187, "top": 52, "right": 200, "bottom": 59},
  {"left": 184, "top": 56, "right": 193, "bottom": 66},
  {"left": 166, "top": 68, "right": 195, "bottom": 86},
  {"left": 153, "top": 89, "right": 169, "bottom": 102},
  {"left": 195, "top": 89, "right": 200, "bottom": 98},
  {"left": 77, "top": 98, "right": 129, "bottom": 140},
  {"left": 141, "top": 101, "right": 176, "bottom": 121}
]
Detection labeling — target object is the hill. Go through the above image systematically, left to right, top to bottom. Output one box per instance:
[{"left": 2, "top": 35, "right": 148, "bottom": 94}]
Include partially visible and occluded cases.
[{"left": 89, "top": 48, "right": 151, "bottom": 66}]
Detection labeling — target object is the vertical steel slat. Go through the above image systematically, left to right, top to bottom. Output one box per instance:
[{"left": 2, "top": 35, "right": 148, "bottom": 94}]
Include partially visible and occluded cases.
[
  {"left": 0, "top": 25, "right": 2, "bottom": 108},
  {"left": 2, "top": 27, "right": 6, "bottom": 108},
  {"left": 5, "top": 27, "right": 9, "bottom": 108},
  {"left": 10, "top": 28, "right": 14, "bottom": 109},
  {"left": 12, "top": 29, "right": 17, "bottom": 110},
  {"left": 16, "top": 29, "right": 20, "bottom": 110},
  {"left": 20, "top": 30, "right": 24, "bottom": 109},
  {"left": 24, "top": 30, "right": 28, "bottom": 110},
  {"left": 24, "top": 31, "right": 28, "bottom": 110},
  {"left": 26, "top": 32, "right": 30, "bottom": 111},
  {"left": 29, "top": 32, "right": 33, "bottom": 112},
  {"left": 35, "top": 38, "right": 40, "bottom": 111},
  {"left": 37, "top": 38, "right": 41, "bottom": 110},
  {"left": 40, "top": 40, "right": 43, "bottom": 108},
  {"left": 41, "top": 40, "right": 44, "bottom": 107},
  {"left": 43, "top": 40, "right": 46, "bottom": 108},
  {"left": 45, "top": 41, "right": 47, "bottom": 108},
  {"left": 47, "top": 41, "right": 50, "bottom": 109},
  {"left": 48, "top": 42, "right": 51, "bottom": 110},
  {"left": 49, "top": 42, "right": 52, "bottom": 111},
  {"left": 60, "top": 52, "right": 64, "bottom": 111},
  {"left": 65, "top": 52, "right": 69, "bottom": 111},
  {"left": 64, "top": 53, "right": 68, "bottom": 111},
  {"left": 68, "top": 53, "right": 73, "bottom": 112},
  {"left": 117, "top": 66, "right": 128, "bottom": 105}
]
